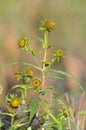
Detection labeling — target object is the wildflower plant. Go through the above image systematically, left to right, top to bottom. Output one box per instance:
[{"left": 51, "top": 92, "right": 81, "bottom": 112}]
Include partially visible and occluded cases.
[{"left": 0, "top": 18, "right": 85, "bottom": 130}]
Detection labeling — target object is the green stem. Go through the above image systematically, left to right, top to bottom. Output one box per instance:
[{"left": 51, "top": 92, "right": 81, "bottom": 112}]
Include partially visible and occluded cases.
[
  {"left": 37, "top": 31, "right": 49, "bottom": 116},
  {"left": 41, "top": 31, "right": 48, "bottom": 88},
  {"left": 44, "top": 31, "right": 48, "bottom": 61},
  {"left": 21, "top": 88, "right": 26, "bottom": 105},
  {"left": 11, "top": 114, "right": 15, "bottom": 126}
]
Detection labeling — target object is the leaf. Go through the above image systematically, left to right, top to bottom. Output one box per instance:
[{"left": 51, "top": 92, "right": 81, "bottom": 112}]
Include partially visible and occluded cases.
[
  {"left": 37, "top": 37, "right": 45, "bottom": 48},
  {"left": 46, "top": 44, "right": 52, "bottom": 49},
  {"left": 31, "top": 50, "right": 40, "bottom": 56},
  {"left": 3, "top": 61, "right": 41, "bottom": 71},
  {"left": 47, "top": 69, "right": 83, "bottom": 91},
  {"left": 49, "top": 76, "right": 65, "bottom": 80},
  {"left": 11, "top": 84, "right": 34, "bottom": 91},
  {"left": 39, "top": 87, "right": 53, "bottom": 95},
  {"left": 29, "top": 99, "right": 40, "bottom": 123},
  {"left": 45, "top": 110, "right": 62, "bottom": 130},
  {"left": 0, "top": 111, "right": 13, "bottom": 117},
  {"left": 0, "top": 119, "right": 4, "bottom": 127},
  {"left": 27, "top": 127, "right": 32, "bottom": 130}
]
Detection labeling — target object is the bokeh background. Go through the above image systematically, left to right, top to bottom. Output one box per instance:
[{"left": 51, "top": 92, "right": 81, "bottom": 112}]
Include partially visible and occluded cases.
[{"left": 0, "top": 0, "right": 86, "bottom": 107}]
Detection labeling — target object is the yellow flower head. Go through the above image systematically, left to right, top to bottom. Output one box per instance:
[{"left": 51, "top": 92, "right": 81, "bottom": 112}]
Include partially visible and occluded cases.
[
  {"left": 42, "top": 19, "right": 56, "bottom": 31},
  {"left": 17, "top": 38, "right": 26, "bottom": 48},
  {"left": 55, "top": 49, "right": 64, "bottom": 57},
  {"left": 26, "top": 69, "right": 34, "bottom": 77},
  {"left": 15, "top": 71, "right": 21, "bottom": 78},
  {"left": 32, "top": 79, "right": 41, "bottom": 88},
  {"left": 10, "top": 97, "right": 20, "bottom": 108},
  {"left": 63, "top": 108, "right": 70, "bottom": 118}
]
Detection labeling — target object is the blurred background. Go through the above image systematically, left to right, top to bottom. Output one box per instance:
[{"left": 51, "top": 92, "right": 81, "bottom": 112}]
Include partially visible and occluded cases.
[{"left": 0, "top": 0, "right": 86, "bottom": 107}]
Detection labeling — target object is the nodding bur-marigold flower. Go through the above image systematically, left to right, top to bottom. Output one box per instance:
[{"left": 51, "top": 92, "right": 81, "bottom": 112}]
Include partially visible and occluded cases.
[
  {"left": 42, "top": 19, "right": 56, "bottom": 32},
  {"left": 17, "top": 38, "right": 26, "bottom": 48},
  {"left": 55, "top": 49, "right": 64, "bottom": 57},
  {"left": 26, "top": 69, "right": 34, "bottom": 77},
  {"left": 15, "top": 71, "right": 21, "bottom": 78},
  {"left": 32, "top": 79, "right": 41, "bottom": 88},
  {"left": 10, "top": 97, "right": 20, "bottom": 108},
  {"left": 63, "top": 108, "right": 70, "bottom": 118}
]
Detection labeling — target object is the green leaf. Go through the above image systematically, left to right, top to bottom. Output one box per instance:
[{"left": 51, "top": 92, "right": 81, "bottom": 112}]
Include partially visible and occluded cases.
[
  {"left": 39, "top": 27, "right": 47, "bottom": 32},
  {"left": 37, "top": 37, "right": 45, "bottom": 48},
  {"left": 46, "top": 44, "right": 52, "bottom": 49},
  {"left": 23, "top": 45, "right": 29, "bottom": 52},
  {"left": 31, "top": 50, "right": 40, "bottom": 56},
  {"left": 3, "top": 61, "right": 41, "bottom": 71},
  {"left": 47, "top": 69, "right": 83, "bottom": 91},
  {"left": 49, "top": 76, "right": 64, "bottom": 80},
  {"left": 11, "top": 84, "right": 33, "bottom": 91},
  {"left": 39, "top": 87, "right": 53, "bottom": 95},
  {"left": 29, "top": 99, "right": 40, "bottom": 123},
  {"left": 45, "top": 110, "right": 62, "bottom": 130},
  {"left": 0, "top": 111, "right": 13, "bottom": 117},
  {"left": 0, "top": 119, "right": 4, "bottom": 127},
  {"left": 27, "top": 127, "right": 32, "bottom": 130}
]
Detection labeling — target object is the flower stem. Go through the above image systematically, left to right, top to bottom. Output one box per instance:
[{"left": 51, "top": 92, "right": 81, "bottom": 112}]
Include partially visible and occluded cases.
[
  {"left": 41, "top": 31, "right": 48, "bottom": 89},
  {"left": 21, "top": 88, "right": 26, "bottom": 105},
  {"left": 11, "top": 114, "right": 15, "bottom": 126}
]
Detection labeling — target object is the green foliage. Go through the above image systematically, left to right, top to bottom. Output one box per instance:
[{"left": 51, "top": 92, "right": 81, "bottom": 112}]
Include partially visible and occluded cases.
[
  {"left": 37, "top": 37, "right": 45, "bottom": 48},
  {"left": 47, "top": 68, "right": 83, "bottom": 91},
  {"left": 29, "top": 100, "right": 40, "bottom": 123},
  {"left": 45, "top": 111, "right": 63, "bottom": 130},
  {"left": 0, "top": 119, "right": 4, "bottom": 128}
]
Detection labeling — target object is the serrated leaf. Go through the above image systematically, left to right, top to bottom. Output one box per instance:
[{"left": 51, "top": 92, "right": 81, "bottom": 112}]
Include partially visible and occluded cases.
[{"left": 29, "top": 99, "right": 40, "bottom": 123}]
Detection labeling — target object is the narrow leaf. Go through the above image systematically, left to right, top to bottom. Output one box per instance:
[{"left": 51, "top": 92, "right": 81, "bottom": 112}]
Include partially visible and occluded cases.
[
  {"left": 37, "top": 37, "right": 45, "bottom": 48},
  {"left": 2, "top": 61, "right": 41, "bottom": 71},
  {"left": 47, "top": 69, "right": 83, "bottom": 91},
  {"left": 45, "top": 110, "right": 62, "bottom": 130}
]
